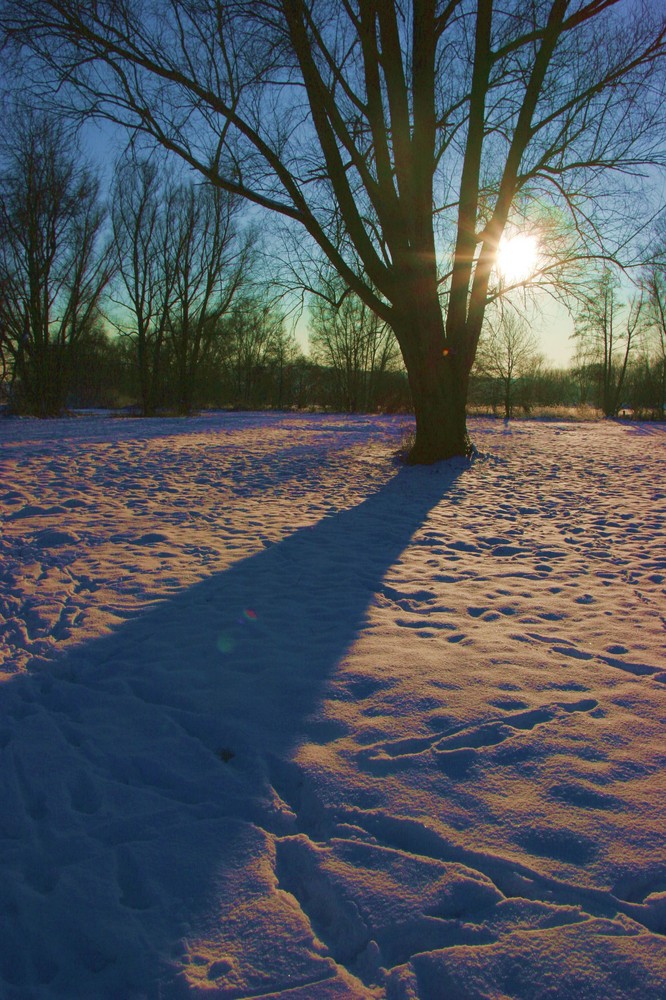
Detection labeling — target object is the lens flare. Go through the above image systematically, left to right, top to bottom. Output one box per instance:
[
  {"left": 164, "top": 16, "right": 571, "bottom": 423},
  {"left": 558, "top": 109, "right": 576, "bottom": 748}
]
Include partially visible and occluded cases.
[{"left": 216, "top": 632, "right": 234, "bottom": 654}]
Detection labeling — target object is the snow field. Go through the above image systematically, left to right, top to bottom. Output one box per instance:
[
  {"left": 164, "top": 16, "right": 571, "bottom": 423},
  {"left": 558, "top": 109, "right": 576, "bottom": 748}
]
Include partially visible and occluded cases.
[{"left": 0, "top": 412, "right": 664, "bottom": 998}]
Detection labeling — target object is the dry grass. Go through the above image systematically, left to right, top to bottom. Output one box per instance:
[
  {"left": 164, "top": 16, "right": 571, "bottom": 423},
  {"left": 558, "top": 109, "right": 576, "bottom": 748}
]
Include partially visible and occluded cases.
[{"left": 466, "top": 404, "right": 603, "bottom": 422}]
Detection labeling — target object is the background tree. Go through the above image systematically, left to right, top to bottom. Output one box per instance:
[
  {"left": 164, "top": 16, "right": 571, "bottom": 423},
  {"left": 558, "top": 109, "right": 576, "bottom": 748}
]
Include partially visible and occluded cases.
[
  {"left": 4, "top": 2, "right": 666, "bottom": 455},
  {"left": 0, "top": 112, "right": 111, "bottom": 415},
  {"left": 110, "top": 155, "right": 177, "bottom": 416},
  {"left": 165, "top": 182, "right": 253, "bottom": 414},
  {"left": 618, "top": 265, "right": 666, "bottom": 418},
  {"left": 572, "top": 267, "right": 643, "bottom": 417},
  {"left": 0, "top": 272, "right": 10, "bottom": 396},
  {"left": 309, "top": 277, "right": 402, "bottom": 412},
  {"left": 220, "top": 296, "right": 293, "bottom": 408},
  {"left": 473, "top": 311, "right": 543, "bottom": 418},
  {"left": 266, "top": 322, "right": 305, "bottom": 409},
  {"left": 66, "top": 324, "right": 126, "bottom": 409},
  {"left": 530, "top": 366, "right": 579, "bottom": 411}
]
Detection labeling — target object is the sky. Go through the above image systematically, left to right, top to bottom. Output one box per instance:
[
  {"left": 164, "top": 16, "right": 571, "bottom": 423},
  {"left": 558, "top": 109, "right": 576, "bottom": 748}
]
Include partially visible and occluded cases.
[{"left": 519, "top": 298, "right": 576, "bottom": 368}]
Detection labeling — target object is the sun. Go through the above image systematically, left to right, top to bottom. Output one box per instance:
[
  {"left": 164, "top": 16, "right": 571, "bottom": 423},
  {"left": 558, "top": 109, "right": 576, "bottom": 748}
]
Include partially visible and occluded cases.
[{"left": 496, "top": 233, "right": 539, "bottom": 284}]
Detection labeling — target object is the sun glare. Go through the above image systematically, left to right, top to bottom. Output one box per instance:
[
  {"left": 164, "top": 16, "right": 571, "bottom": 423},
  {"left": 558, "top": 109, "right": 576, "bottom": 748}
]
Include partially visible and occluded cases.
[{"left": 496, "top": 233, "right": 539, "bottom": 284}]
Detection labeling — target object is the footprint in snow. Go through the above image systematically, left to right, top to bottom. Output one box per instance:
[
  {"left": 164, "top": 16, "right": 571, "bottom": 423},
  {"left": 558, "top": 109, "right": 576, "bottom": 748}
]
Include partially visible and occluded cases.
[
  {"left": 32, "top": 528, "right": 79, "bottom": 548},
  {"left": 129, "top": 532, "right": 169, "bottom": 545},
  {"left": 598, "top": 654, "right": 662, "bottom": 677},
  {"left": 331, "top": 674, "right": 393, "bottom": 701},
  {"left": 488, "top": 697, "right": 529, "bottom": 711},
  {"left": 362, "top": 700, "right": 599, "bottom": 777},
  {"left": 69, "top": 769, "right": 103, "bottom": 815},
  {"left": 548, "top": 781, "right": 626, "bottom": 812},
  {"left": 517, "top": 825, "right": 598, "bottom": 865},
  {"left": 116, "top": 845, "right": 155, "bottom": 910}
]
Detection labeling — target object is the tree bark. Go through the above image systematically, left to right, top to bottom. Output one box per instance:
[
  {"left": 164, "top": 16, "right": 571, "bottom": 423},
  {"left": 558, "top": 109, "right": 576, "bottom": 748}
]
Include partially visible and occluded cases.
[
  {"left": 392, "top": 280, "right": 471, "bottom": 463},
  {"left": 405, "top": 353, "right": 470, "bottom": 463}
]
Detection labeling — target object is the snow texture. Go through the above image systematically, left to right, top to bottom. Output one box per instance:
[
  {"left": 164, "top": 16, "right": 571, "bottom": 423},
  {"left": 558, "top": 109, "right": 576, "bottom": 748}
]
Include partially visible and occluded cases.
[{"left": 0, "top": 411, "right": 664, "bottom": 999}]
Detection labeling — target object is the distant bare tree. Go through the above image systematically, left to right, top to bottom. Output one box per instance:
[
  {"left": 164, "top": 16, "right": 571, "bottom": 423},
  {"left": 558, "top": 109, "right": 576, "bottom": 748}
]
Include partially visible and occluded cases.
[
  {"left": 3, "top": 3, "right": 666, "bottom": 456},
  {"left": 0, "top": 111, "right": 111, "bottom": 415},
  {"left": 110, "top": 155, "right": 179, "bottom": 416},
  {"left": 112, "top": 159, "right": 254, "bottom": 415},
  {"left": 165, "top": 182, "right": 253, "bottom": 414},
  {"left": 634, "top": 265, "right": 666, "bottom": 417},
  {"left": 573, "top": 268, "right": 643, "bottom": 417},
  {"left": 0, "top": 272, "right": 10, "bottom": 393},
  {"left": 309, "top": 276, "right": 402, "bottom": 412},
  {"left": 221, "top": 296, "right": 289, "bottom": 407},
  {"left": 474, "top": 312, "right": 543, "bottom": 418},
  {"left": 266, "top": 323, "right": 304, "bottom": 409}
]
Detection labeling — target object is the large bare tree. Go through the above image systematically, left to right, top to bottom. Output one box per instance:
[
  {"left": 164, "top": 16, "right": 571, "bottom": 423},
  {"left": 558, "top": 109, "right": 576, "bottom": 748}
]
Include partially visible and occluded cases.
[{"left": 4, "top": 1, "right": 665, "bottom": 456}]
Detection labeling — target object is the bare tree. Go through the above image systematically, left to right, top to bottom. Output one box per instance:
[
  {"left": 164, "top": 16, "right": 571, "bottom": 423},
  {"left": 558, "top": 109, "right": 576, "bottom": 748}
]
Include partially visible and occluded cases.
[
  {"left": 4, "top": 2, "right": 665, "bottom": 456},
  {"left": 0, "top": 111, "right": 111, "bottom": 415},
  {"left": 110, "top": 155, "right": 177, "bottom": 416},
  {"left": 111, "top": 159, "right": 252, "bottom": 415},
  {"left": 166, "top": 182, "right": 253, "bottom": 414},
  {"left": 635, "top": 265, "right": 666, "bottom": 417},
  {"left": 573, "top": 267, "right": 643, "bottom": 417},
  {"left": 0, "top": 271, "right": 11, "bottom": 395},
  {"left": 309, "top": 276, "right": 402, "bottom": 412},
  {"left": 221, "top": 295, "right": 289, "bottom": 407},
  {"left": 474, "top": 312, "right": 542, "bottom": 418},
  {"left": 266, "top": 322, "right": 304, "bottom": 409}
]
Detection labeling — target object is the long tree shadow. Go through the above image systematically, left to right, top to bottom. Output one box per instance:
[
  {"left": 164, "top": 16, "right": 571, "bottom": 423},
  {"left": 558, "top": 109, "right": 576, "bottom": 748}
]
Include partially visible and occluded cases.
[{"left": 0, "top": 461, "right": 466, "bottom": 997}]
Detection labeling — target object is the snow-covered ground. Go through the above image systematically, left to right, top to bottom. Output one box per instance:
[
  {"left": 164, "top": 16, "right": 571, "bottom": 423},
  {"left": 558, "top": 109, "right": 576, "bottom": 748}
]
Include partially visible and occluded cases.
[{"left": 0, "top": 411, "right": 664, "bottom": 999}]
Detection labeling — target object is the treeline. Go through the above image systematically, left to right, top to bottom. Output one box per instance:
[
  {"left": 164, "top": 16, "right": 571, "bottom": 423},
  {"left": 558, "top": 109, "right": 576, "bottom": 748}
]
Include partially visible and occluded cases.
[
  {"left": 0, "top": 113, "right": 410, "bottom": 417},
  {"left": 1, "top": 115, "right": 664, "bottom": 421},
  {"left": 468, "top": 275, "right": 666, "bottom": 420},
  {"left": 61, "top": 318, "right": 410, "bottom": 414},
  {"left": 56, "top": 321, "right": 666, "bottom": 420},
  {"left": 469, "top": 361, "right": 666, "bottom": 420}
]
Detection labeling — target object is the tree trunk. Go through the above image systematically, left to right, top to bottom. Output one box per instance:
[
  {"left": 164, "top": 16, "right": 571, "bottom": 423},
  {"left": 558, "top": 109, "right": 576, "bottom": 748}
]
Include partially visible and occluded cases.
[
  {"left": 393, "top": 300, "right": 471, "bottom": 463},
  {"left": 137, "top": 336, "right": 153, "bottom": 416},
  {"left": 20, "top": 346, "right": 65, "bottom": 417},
  {"left": 409, "top": 360, "right": 470, "bottom": 462},
  {"left": 504, "top": 378, "right": 512, "bottom": 420}
]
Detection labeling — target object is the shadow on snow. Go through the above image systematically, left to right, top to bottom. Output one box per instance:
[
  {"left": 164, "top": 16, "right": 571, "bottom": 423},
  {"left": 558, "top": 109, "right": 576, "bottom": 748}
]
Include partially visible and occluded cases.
[{"left": 0, "top": 460, "right": 466, "bottom": 996}]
